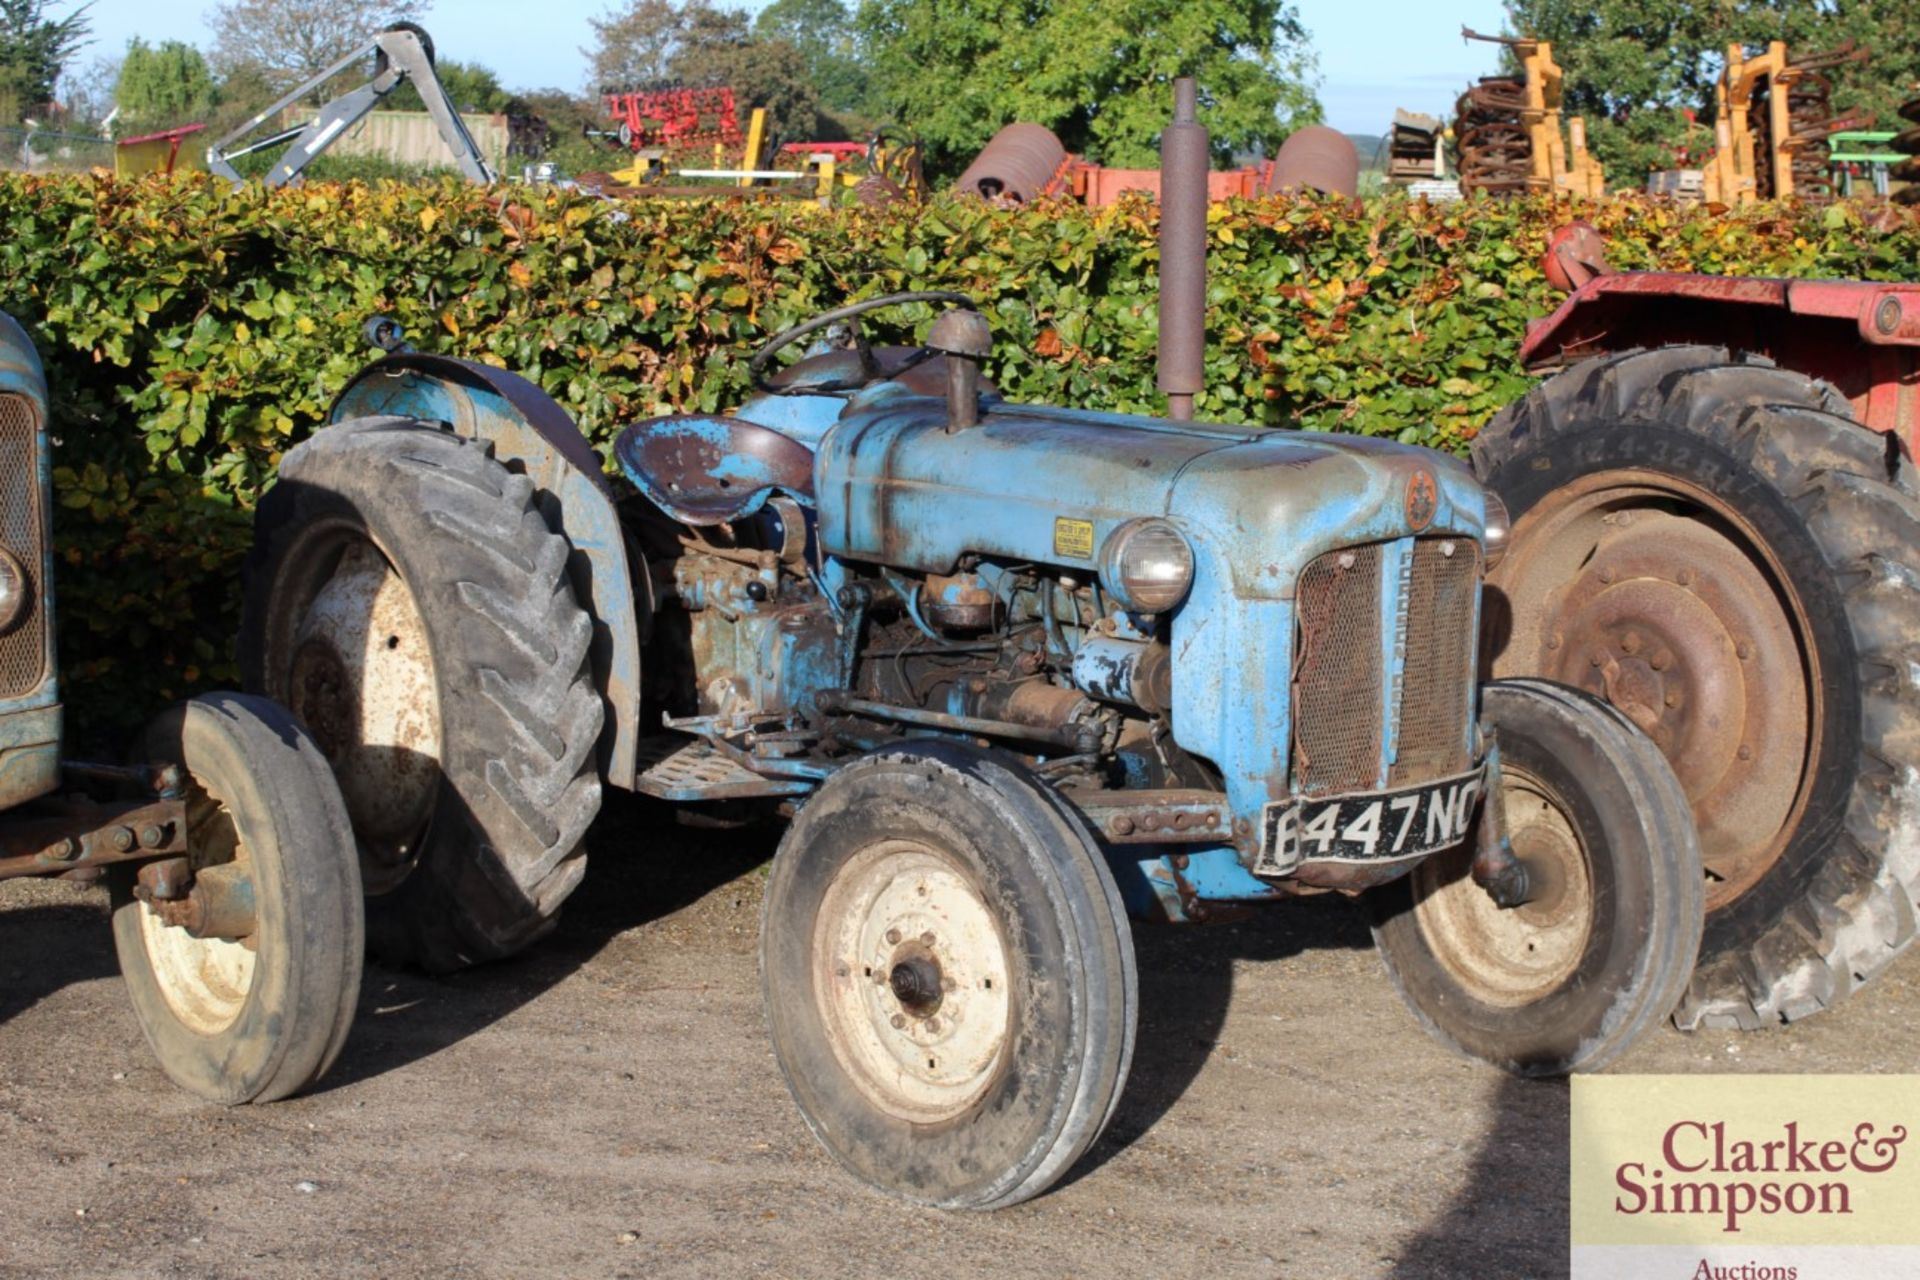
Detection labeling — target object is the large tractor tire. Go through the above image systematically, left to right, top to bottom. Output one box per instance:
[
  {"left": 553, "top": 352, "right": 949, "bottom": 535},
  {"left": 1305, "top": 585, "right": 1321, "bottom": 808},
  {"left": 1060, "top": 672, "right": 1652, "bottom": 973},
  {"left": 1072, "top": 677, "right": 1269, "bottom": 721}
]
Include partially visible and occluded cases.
[
  {"left": 1474, "top": 346, "right": 1920, "bottom": 1029},
  {"left": 241, "top": 418, "right": 603, "bottom": 971}
]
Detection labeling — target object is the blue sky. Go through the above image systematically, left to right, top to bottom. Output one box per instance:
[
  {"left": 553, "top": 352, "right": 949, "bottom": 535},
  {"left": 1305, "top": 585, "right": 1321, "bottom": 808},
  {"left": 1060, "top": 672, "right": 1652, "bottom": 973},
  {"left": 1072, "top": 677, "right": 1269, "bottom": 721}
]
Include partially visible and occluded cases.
[{"left": 71, "top": 0, "right": 1511, "bottom": 134}]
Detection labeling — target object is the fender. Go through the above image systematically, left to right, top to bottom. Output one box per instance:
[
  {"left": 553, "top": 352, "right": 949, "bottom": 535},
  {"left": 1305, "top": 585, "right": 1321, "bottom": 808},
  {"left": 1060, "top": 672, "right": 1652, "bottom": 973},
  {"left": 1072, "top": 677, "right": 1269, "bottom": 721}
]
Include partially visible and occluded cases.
[
  {"left": 1520, "top": 272, "right": 1920, "bottom": 448},
  {"left": 330, "top": 354, "right": 642, "bottom": 789}
]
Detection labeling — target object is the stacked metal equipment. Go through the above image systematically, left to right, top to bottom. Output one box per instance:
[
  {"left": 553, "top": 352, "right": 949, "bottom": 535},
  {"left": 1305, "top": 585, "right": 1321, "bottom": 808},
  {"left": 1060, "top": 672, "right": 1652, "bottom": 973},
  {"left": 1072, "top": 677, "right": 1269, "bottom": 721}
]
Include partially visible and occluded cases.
[
  {"left": 1451, "top": 28, "right": 1604, "bottom": 198},
  {"left": 1706, "top": 41, "right": 1872, "bottom": 204},
  {"left": 1453, "top": 74, "right": 1533, "bottom": 195},
  {"left": 1896, "top": 90, "right": 1920, "bottom": 206},
  {"left": 1386, "top": 109, "right": 1445, "bottom": 184}
]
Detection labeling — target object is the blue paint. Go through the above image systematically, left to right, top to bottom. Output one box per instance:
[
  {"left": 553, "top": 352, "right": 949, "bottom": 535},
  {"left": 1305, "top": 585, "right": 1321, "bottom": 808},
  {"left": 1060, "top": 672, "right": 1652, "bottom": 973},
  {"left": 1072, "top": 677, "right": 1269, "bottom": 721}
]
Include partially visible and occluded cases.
[
  {"left": 0, "top": 313, "right": 62, "bottom": 810},
  {"left": 1379, "top": 536, "right": 1412, "bottom": 781}
]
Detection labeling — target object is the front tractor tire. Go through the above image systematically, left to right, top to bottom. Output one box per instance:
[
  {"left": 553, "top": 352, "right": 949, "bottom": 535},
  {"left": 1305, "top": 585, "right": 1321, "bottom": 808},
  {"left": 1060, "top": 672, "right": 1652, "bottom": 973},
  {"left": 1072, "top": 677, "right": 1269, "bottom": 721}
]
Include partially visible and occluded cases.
[
  {"left": 1475, "top": 347, "right": 1920, "bottom": 1028},
  {"left": 241, "top": 418, "right": 603, "bottom": 971},
  {"left": 1370, "top": 679, "right": 1704, "bottom": 1075},
  {"left": 113, "top": 694, "right": 363, "bottom": 1104},
  {"left": 761, "top": 742, "right": 1137, "bottom": 1210}
]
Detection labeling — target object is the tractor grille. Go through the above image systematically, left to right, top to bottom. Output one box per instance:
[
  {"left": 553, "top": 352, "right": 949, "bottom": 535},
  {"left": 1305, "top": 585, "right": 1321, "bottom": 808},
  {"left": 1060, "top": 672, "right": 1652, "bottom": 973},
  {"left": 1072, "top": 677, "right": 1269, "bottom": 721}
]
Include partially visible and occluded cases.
[
  {"left": 0, "top": 393, "right": 48, "bottom": 699},
  {"left": 1291, "top": 537, "right": 1480, "bottom": 797},
  {"left": 1391, "top": 538, "right": 1481, "bottom": 784},
  {"left": 1291, "top": 544, "right": 1385, "bottom": 796}
]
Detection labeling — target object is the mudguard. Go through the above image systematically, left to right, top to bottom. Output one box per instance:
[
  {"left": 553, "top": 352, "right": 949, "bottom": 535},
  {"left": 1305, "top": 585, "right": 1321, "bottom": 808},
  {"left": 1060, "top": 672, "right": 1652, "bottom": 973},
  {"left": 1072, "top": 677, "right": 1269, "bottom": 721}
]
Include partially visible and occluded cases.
[{"left": 329, "top": 354, "right": 642, "bottom": 788}]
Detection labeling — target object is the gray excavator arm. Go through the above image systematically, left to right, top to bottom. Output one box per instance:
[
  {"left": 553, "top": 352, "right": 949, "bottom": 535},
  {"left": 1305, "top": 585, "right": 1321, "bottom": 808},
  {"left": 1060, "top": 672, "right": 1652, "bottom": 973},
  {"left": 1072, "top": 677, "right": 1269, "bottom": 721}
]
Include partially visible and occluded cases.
[{"left": 207, "top": 24, "right": 496, "bottom": 187}]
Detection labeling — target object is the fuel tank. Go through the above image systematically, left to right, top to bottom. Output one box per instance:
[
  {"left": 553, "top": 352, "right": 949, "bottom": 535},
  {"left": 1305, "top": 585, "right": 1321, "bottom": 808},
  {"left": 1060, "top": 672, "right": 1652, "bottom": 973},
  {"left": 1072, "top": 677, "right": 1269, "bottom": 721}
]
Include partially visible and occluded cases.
[{"left": 810, "top": 391, "right": 1487, "bottom": 598}]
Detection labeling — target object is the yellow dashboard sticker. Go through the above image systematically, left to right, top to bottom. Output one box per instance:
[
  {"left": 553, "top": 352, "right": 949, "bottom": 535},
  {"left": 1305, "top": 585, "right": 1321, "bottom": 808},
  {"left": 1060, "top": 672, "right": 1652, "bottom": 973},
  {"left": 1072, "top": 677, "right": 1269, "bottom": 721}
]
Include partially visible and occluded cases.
[{"left": 1053, "top": 517, "right": 1095, "bottom": 561}]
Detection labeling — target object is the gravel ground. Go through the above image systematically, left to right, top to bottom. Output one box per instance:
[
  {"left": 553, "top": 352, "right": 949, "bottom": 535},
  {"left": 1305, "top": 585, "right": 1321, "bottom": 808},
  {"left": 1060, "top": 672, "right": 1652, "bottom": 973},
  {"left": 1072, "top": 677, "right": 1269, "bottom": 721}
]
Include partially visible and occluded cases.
[{"left": 3, "top": 794, "right": 1916, "bottom": 1280}]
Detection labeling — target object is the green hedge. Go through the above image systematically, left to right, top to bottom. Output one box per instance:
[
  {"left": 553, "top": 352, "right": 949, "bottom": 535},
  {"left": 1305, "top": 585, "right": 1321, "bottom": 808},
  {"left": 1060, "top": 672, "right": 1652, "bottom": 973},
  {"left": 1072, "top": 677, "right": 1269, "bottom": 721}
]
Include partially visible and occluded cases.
[{"left": 0, "top": 172, "right": 1916, "bottom": 736}]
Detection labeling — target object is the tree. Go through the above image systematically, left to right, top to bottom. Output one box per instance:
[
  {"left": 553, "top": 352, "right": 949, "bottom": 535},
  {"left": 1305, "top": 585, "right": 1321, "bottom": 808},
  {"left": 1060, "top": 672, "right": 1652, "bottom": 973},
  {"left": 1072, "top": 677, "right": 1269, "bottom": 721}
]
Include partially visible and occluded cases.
[
  {"left": 0, "top": 0, "right": 91, "bottom": 111},
  {"left": 206, "top": 0, "right": 429, "bottom": 97},
  {"left": 584, "top": 0, "right": 694, "bottom": 90},
  {"left": 755, "top": 0, "right": 869, "bottom": 115},
  {"left": 856, "top": 0, "right": 1321, "bottom": 176},
  {"left": 1499, "top": 0, "right": 1915, "bottom": 185},
  {"left": 586, "top": 1, "right": 821, "bottom": 140},
  {"left": 669, "top": 6, "right": 818, "bottom": 140},
  {"left": 114, "top": 38, "right": 218, "bottom": 132},
  {"left": 388, "top": 58, "right": 510, "bottom": 114}
]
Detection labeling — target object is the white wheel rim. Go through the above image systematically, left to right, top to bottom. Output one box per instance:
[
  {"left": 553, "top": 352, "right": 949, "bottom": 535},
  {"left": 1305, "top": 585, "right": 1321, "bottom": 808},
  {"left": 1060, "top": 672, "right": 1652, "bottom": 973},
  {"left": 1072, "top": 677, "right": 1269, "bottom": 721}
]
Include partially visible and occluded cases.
[
  {"left": 286, "top": 535, "right": 442, "bottom": 892},
  {"left": 1409, "top": 769, "right": 1594, "bottom": 1007},
  {"left": 138, "top": 793, "right": 256, "bottom": 1035},
  {"left": 813, "top": 839, "right": 1013, "bottom": 1123}
]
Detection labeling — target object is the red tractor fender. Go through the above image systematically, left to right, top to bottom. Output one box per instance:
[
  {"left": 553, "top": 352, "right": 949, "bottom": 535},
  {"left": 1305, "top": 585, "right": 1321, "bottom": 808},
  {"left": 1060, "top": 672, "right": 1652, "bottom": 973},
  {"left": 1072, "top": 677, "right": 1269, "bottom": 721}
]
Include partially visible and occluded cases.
[{"left": 1519, "top": 272, "right": 1920, "bottom": 452}]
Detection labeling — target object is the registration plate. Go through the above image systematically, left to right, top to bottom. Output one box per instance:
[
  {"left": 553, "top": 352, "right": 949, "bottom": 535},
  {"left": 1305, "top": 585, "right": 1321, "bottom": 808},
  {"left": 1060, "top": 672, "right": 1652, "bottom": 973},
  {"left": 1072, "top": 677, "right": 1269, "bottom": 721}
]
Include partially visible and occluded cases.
[{"left": 1255, "top": 767, "right": 1486, "bottom": 877}]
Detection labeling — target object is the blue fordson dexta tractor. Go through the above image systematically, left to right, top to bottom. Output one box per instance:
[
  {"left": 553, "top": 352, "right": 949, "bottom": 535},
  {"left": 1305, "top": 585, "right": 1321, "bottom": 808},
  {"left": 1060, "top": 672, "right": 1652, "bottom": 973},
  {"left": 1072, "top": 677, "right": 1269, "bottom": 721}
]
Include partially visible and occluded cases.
[{"left": 239, "top": 289, "right": 1705, "bottom": 1208}]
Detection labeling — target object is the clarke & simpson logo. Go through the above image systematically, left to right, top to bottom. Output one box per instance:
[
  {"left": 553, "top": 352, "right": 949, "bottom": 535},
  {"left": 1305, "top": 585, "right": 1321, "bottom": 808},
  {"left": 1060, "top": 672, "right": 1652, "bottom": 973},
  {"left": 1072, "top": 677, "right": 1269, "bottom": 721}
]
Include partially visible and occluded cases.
[
  {"left": 1571, "top": 1077, "right": 1920, "bottom": 1280},
  {"left": 1613, "top": 1118, "right": 1908, "bottom": 1234}
]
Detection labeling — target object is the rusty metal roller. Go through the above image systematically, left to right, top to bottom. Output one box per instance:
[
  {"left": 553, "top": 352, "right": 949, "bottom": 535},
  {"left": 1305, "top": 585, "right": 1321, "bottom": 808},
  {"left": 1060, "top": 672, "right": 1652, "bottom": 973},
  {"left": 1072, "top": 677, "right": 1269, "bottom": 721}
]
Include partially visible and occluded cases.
[
  {"left": 1897, "top": 93, "right": 1920, "bottom": 205},
  {"left": 953, "top": 123, "right": 1068, "bottom": 203},
  {"left": 1268, "top": 125, "right": 1360, "bottom": 197}
]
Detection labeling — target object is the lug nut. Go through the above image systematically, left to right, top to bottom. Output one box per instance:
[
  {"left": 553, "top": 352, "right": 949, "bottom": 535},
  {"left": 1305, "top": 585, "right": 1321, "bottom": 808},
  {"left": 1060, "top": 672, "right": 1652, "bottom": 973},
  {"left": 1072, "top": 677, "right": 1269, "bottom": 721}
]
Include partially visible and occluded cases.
[
  {"left": 1597, "top": 566, "right": 1616, "bottom": 584},
  {"left": 1620, "top": 632, "right": 1642, "bottom": 655},
  {"left": 1736, "top": 641, "right": 1753, "bottom": 661},
  {"left": 1650, "top": 650, "right": 1673, "bottom": 672},
  {"left": 1665, "top": 692, "right": 1682, "bottom": 707},
  {"left": 885, "top": 928, "right": 901, "bottom": 945},
  {"left": 919, "top": 932, "right": 935, "bottom": 947},
  {"left": 890, "top": 1013, "right": 906, "bottom": 1029},
  {"left": 925, "top": 1017, "right": 941, "bottom": 1033}
]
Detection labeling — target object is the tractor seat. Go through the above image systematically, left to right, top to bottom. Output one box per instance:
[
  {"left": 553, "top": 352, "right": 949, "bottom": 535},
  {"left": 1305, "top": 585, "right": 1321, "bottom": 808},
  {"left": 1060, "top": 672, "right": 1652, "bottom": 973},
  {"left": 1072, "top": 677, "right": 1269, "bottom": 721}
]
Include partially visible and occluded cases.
[{"left": 613, "top": 413, "right": 816, "bottom": 526}]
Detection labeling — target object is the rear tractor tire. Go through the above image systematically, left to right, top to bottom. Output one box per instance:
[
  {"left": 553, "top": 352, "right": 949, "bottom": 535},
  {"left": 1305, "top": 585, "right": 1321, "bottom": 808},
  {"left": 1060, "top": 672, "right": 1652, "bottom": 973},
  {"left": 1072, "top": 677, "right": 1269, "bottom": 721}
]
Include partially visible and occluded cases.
[
  {"left": 1475, "top": 347, "right": 1920, "bottom": 1028},
  {"left": 241, "top": 418, "right": 603, "bottom": 971},
  {"left": 761, "top": 742, "right": 1137, "bottom": 1210}
]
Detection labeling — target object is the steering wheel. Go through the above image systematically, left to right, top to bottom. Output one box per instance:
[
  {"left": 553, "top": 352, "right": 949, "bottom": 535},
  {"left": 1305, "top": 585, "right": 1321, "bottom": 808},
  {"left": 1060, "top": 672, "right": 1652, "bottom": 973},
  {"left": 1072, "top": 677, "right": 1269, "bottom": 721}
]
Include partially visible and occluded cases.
[{"left": 748, "top": 290, "right": 976, "bottom": 394}]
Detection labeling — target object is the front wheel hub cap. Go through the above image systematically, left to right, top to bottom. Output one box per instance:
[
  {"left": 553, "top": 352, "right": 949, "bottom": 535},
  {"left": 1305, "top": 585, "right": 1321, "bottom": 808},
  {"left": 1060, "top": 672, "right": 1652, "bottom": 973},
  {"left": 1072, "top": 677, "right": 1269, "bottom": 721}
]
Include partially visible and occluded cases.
[{"left": 814, "top": 840, "right": 1012, "bottom": 1123}]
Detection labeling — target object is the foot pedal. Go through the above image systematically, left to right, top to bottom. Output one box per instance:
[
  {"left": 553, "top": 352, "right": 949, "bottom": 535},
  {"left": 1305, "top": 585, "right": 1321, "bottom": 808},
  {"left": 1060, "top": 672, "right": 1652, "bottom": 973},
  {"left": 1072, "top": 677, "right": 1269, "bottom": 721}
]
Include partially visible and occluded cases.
[{"left": 633, "top": 737, "right": 814, "bottom": 802}]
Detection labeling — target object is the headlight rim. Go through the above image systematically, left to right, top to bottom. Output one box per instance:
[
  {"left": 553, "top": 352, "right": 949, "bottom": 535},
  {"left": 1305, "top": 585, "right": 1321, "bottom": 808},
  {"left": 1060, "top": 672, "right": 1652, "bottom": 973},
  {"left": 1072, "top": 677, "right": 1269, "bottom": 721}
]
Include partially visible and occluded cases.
[
  {"left": 1482, "top": 490, "right": 1511, "bottom": 572},
  {"left": 1099, "top": 517, "right": 1195, "bottom": 615},
  {"left": 0, "top": 546, "right": 29, "bottom": 637}
]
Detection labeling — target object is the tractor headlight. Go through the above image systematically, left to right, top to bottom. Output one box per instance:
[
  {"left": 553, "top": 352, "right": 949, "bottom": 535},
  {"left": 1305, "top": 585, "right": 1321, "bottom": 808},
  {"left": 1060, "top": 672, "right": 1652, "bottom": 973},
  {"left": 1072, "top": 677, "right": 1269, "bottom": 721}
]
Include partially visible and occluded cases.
[
  {"left": 1482, "top": 491, "right": 1511, "bottom": 572},
  {"left": 1100, "top": 519, "right": 1194, "bottom": 614},
  {"left": 0, "top": 547, "right": 28, "bottom": 636}
]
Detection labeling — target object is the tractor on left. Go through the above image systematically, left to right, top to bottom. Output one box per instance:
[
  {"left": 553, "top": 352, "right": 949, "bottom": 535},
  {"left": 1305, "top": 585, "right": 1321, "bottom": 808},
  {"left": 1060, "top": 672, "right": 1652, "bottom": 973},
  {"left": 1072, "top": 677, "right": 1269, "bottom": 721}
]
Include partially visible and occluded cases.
[{"left": 0, "top": 311, "right": 363, "bottom": 1104}]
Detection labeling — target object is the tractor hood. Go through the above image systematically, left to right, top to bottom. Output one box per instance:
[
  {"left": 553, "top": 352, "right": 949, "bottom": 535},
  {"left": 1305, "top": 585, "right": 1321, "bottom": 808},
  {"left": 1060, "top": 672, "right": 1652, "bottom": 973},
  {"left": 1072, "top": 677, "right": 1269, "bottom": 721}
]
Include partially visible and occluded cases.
[
  {"left": 0, "top": 312, "right": 47, "bottom": 411},
  {"left": 810, "top": 392, "right": 1486, "bottom": 599}
]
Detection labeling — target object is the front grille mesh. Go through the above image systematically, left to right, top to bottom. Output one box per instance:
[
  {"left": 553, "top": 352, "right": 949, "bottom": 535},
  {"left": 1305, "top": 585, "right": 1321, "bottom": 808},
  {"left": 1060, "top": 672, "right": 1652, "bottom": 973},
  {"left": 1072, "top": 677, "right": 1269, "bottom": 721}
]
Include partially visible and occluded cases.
[
  {"left": 0, "top": 394, "right": 48, "bottom": 698},
  {"left": 1291, "top": 537, "right": 1478, "bottom": 797},
  {"left": 1391, "top": 539, "right": 1481, "bottom": 784},
  {"left": 1291, "top": 544, "right": 1384, "bottom": 796}
]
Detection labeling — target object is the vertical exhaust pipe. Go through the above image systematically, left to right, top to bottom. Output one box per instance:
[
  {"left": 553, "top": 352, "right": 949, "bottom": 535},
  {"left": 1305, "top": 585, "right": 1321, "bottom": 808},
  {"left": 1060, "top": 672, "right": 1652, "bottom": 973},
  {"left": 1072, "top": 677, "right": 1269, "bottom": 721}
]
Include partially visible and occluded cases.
[{"left": 1158, "top": 78, "right": 1208, "bottom": 422}]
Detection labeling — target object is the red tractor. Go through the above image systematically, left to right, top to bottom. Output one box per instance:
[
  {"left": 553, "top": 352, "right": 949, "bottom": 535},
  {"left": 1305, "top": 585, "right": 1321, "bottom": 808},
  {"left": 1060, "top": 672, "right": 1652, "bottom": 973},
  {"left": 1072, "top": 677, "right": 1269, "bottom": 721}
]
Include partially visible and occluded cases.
[{"left": 1479, "top": 250, "right": 1920, "bottom": 1030}]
